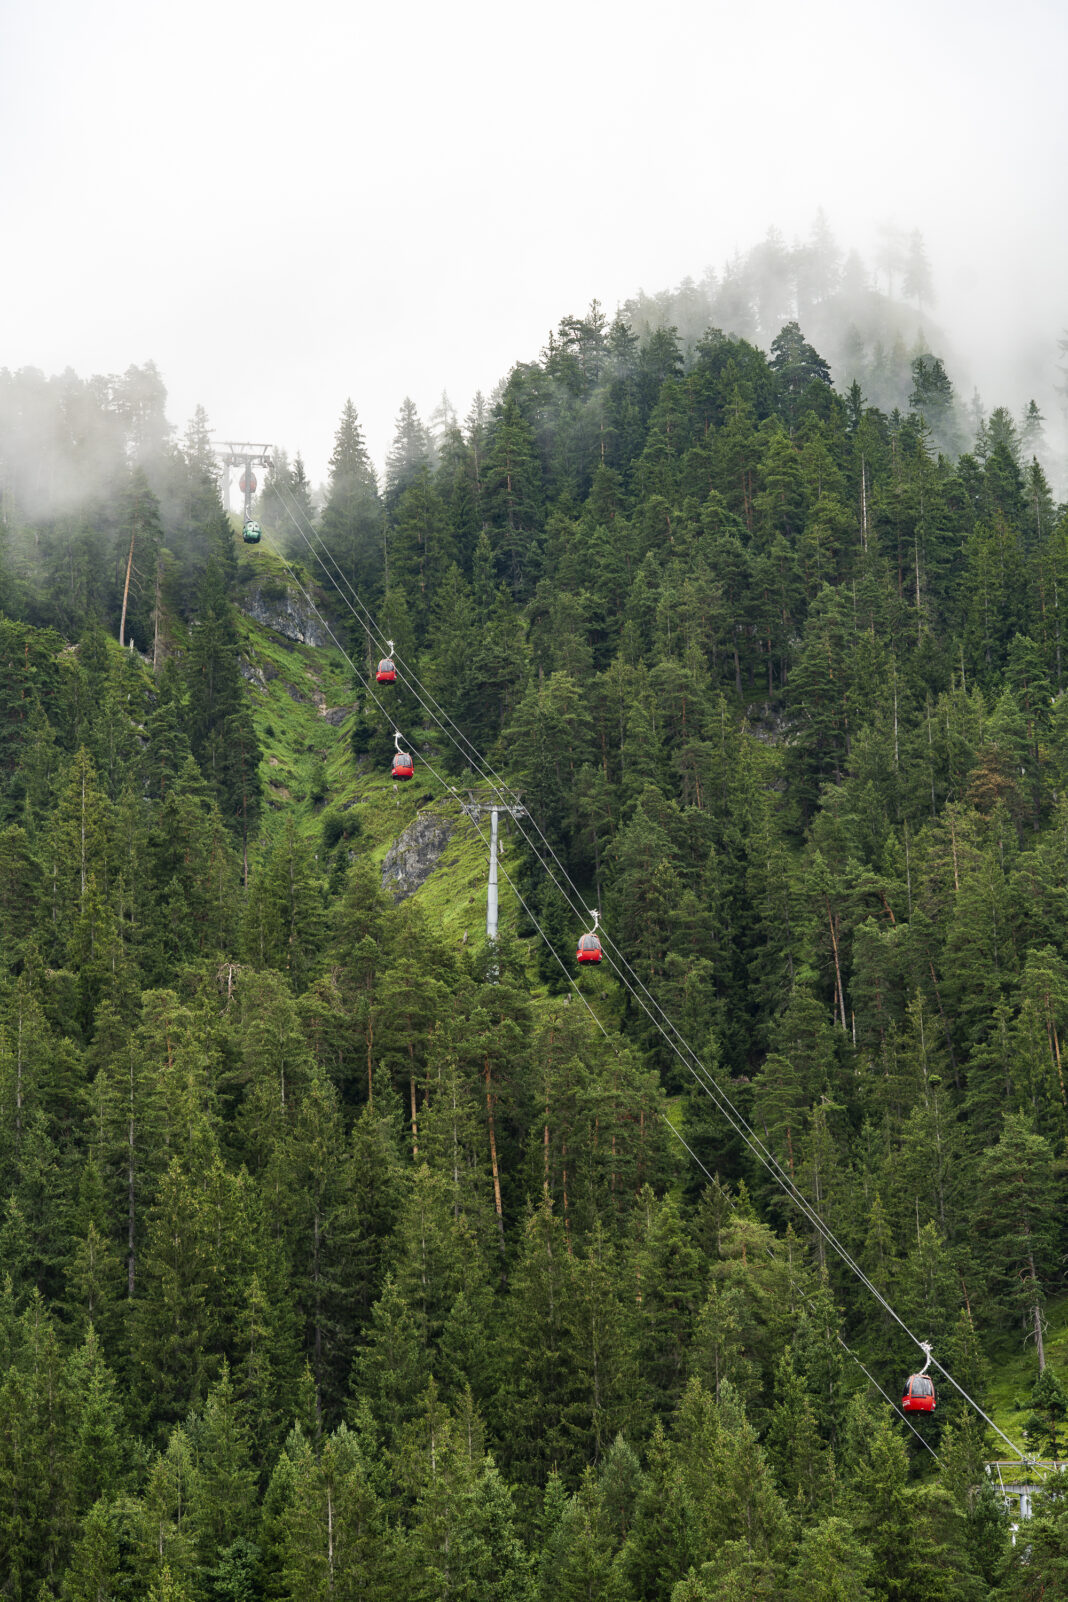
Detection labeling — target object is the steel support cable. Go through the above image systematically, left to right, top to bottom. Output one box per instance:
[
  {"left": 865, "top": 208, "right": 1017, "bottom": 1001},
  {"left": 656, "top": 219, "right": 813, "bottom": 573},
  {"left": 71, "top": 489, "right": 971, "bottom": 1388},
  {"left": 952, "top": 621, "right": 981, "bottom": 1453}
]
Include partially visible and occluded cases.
[
  {"left": 271, "top": 485, "right": 512, "bottom": 785},
  {"left": 274, "top": 487, "right": 822, "bottom": 1112},
  {"left": 270, "top": 489, "right": 816, "bottom": 1158},
  {"left": 264, "top": 494, "right": 1024, "bottom": 1454},
  {"left": 256, "top": 505, "right": 1026, "bottom": 1463},
  {"left": 251, "top": 520, "right": 724, "bottom": 1208},
  {"left": 250, "top": 521, "right": 771, "bottom": 1222},
  {"left": 254, "top": 524, "right": 918, "bottom": 1448},
  {"left": 253, "top": 525, "right": 952, "bottom": 1463},
  {"left": 425, "top": 800, "right": 932, "bottom": 1457},
  {"left": 603, "top": 963, "right": 1027, "bottom": 1462},
  {"left": 836, "top": 1335, "right": 943, "bottom": 1463}
]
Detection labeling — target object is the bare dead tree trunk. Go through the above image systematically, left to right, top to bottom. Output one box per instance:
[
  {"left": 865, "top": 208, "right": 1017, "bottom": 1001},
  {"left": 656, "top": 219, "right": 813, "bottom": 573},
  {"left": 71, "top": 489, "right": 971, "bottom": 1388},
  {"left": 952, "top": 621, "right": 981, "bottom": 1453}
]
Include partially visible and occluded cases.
[
  {"left": 860, "top": 454, "right": 868, "bottom": 551},
  {"left": 119, "top": 528, "right": 135, "bottom": 648},
  {"left": 152, "top": 552, "right": 162, "bottom": 671},
  {"left": 825, "top": 895, "right": 847, "bottom": 1031},
  {"left": 366, "top": 986, "right": 374, "bottom": 1109},
  {"left": 1046, "top": 994, "right": 1066, "bottom": 1106},
  {"left": 544, "top": 1025, "right": 554, "bottom": 1187},
  {"left": 128, "top": 1047, "right": 136, "bottom": 1297},
  {"left": 409, "top": 1052, "right": 419, "bottom": 1159},
  {"left": 485, "top": 1055, "right": 505, "bottom": 1254},
  {"left": 1028, "top": 1241, "right": 1046, "bottom": 1372},
  {"left": 326, "top": 1483, "right": 334, "bottom": 1589}
]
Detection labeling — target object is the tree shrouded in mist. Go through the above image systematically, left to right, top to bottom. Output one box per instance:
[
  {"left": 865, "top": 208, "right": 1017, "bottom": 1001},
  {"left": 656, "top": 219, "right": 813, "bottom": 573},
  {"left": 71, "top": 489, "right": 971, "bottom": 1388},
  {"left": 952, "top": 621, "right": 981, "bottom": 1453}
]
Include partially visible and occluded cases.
[{"left": 320, "top": 398, "right": 383, "bottom": 598}]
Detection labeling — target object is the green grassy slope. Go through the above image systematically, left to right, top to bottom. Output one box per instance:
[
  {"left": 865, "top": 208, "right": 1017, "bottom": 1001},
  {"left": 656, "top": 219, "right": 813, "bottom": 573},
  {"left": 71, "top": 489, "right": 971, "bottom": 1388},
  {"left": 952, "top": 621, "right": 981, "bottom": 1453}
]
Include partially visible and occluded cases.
[
  {"left": 232, "top": 556, "right": 629, "bottom": 1055},
  {"left": 234, "top": 567, "right": 524, "bottom": 949},
  {"left": 982, "top": 1292, "right": 1068, "bottom": 1466}
]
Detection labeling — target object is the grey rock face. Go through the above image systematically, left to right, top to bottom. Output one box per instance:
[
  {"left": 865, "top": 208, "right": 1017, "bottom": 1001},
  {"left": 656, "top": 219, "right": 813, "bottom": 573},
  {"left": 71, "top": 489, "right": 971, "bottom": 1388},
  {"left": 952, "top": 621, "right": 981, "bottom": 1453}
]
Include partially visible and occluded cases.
[
  {"left": 238, "top": 583, "right": 333, "bottom": 647},
  {"left": 239, "top": 660, "right": 269, "bottom": 690},
  {"left": 381, "top": 810, "right": 454, "bottom": 902}
]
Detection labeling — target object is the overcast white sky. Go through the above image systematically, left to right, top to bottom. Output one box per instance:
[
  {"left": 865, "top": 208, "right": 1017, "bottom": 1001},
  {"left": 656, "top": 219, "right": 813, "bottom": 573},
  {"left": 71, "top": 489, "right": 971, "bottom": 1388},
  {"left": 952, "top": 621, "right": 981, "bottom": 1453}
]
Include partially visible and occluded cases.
[{"left": 3, "top": 0, "right": 1067, "bottom": 486}]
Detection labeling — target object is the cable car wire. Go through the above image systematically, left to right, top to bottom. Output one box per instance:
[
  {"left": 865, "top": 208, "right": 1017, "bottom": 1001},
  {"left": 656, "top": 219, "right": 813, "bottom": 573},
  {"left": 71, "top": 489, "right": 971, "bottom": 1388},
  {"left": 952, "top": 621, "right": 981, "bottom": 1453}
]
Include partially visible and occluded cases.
[
  {"left": 263, "top": 487, "right": 1025, "bottom": 1459},
  {"left": 271, "top": 488, "right": 793, "bottom": 1097},
  {"left": 257, "top": 491, "right": 1026, "bottom": 1463},
  {"left": 251, "top": 514, "right": 955, "bottom": 1462},
  {"left": 837, "top": 1336, "right": 942, "bottom": 1463}
]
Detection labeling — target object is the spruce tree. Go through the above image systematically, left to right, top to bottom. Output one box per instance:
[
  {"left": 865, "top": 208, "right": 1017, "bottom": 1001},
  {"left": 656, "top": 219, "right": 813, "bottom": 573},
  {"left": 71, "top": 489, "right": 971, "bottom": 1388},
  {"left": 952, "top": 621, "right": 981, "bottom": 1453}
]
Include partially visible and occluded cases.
[
  {"left": 320, "top": 399, "right": 384, "bottom": 599},
  {"left": 185, "top": 560, "right": 262, "bottom": 864}
]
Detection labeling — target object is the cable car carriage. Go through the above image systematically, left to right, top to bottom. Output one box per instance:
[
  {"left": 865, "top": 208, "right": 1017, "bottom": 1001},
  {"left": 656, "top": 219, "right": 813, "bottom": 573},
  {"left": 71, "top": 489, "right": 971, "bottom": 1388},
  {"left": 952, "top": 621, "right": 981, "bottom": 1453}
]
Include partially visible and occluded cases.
[
  {"left": 242, "top": 520, "right": 262, "bottom": 545},
  {"left": 377, "top": 639, "right": 397, "bottom": 683},
  {"left": 391, "top": 731, "right": 414, "bottom": 781},
  {"left": 576, "top": 909, "right": 603, "bottom": 964},
  {"left": 902, "top": 1342, "right": 936, "bottom": 1413}
]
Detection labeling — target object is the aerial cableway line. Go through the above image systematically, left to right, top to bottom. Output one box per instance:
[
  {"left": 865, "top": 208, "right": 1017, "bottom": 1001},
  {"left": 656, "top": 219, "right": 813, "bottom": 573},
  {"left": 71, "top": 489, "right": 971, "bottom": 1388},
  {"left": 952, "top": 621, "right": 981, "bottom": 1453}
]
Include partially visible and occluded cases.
[{"left": 260, "top": 477, "right": 1028, "bottom": 1466}]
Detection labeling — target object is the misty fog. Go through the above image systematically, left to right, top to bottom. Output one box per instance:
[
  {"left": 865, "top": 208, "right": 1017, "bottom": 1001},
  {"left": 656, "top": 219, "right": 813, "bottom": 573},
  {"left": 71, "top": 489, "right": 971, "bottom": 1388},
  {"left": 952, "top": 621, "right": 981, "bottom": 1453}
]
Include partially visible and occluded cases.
[
  {"left": 1, "top": 0, "right": 1065, "bottom": 490},
  {"left": 3, "top": 211, "right": 1063, "bottom": 536}
]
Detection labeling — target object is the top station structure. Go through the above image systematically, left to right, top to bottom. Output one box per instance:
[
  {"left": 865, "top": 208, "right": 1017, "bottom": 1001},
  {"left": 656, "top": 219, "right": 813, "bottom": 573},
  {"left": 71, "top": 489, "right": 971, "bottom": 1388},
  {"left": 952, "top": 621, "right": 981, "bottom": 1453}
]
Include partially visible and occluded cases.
[{"left": 216, "top": 441, "right": 273, "bottom": 540}]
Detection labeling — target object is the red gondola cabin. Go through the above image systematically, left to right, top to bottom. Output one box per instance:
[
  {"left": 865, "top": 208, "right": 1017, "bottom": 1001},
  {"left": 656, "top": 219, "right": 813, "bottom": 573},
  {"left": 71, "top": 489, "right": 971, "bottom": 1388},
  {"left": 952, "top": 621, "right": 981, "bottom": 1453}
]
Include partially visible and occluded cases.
[
  {"left": 377, "top": 657, "right": 396, "bottom": 683},
  {"left": 391, "top": 750, "right": 414, "bottom": 781},
  {"left": 576, "top": 932, "right": 602, "bottom": 964},
  {"left": 902, "top": 1374, "right": 936, "bottom": 1413}
]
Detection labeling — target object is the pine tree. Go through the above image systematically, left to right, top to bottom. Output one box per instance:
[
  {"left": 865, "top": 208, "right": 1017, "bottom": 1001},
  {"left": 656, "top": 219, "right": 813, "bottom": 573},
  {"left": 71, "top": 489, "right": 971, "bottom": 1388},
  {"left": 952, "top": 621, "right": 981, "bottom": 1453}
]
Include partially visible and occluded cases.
[
  {"left": 484, "top": 388, "right": 544, "bottom": 594},
  {"left": 384, "top": 397, "right": 432, "bottom": 510},
  {"left": 321, "top": 399, "right": 384, "bottom": 599},
  {"left": 116, "top": 467, "right": 164, "bottom": 652},
  {"left": 185, "top": 560, "right": 262, "bottom": 861},
  {"left": 243, "top": 816, "right": 325, "bottom": 992},
  {"left": 267, "top": 1066, "right": 360, "bottom": 1419},
  {"left": 971, "top": 1114, "right": 1058, "bottom": 1365},
  {"left": 0, "top": 1294, "right": 78, "bottom": 1588},
  {"left": 64, "top": 1325, "right": 128, "bottom": 1516},
  {"left": 187, "top": 1362, "right": 258, "bottom": 1572},
  {"left": 1022, "top": 1364, "right": 1068, "bottom": 1462},
  {"left": 844, "top": 1408, "right": 941, "bottom": 1601},
  {"left": 786, "top": 1517, "right": 873, "bottom": 1602}
]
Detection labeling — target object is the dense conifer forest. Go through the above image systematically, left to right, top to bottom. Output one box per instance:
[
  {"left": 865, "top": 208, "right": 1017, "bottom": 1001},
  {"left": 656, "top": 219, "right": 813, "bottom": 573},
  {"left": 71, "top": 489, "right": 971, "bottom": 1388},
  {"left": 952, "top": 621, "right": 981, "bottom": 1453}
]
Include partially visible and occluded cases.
[{"left": 3, "top": 235, "right": 1068, "bottom": 1598}]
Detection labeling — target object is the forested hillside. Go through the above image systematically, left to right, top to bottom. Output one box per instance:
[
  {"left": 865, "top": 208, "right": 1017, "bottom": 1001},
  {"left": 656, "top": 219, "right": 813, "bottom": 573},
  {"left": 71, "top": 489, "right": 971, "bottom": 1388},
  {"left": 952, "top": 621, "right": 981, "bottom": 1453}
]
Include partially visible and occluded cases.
[{"left": 2, "top": 273, "right": 1068, "bottom": 1601}]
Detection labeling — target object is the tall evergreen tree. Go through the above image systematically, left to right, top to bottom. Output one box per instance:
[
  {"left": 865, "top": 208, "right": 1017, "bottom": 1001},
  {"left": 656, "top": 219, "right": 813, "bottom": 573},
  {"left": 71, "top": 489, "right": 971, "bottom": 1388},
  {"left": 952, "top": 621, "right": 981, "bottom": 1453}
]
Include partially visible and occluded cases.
[
  {"left": 320, "top": 399, "right": 384, "bottom": 600},
  {"left": 185, "top": 560, "right": 262, "bottom": 865}
]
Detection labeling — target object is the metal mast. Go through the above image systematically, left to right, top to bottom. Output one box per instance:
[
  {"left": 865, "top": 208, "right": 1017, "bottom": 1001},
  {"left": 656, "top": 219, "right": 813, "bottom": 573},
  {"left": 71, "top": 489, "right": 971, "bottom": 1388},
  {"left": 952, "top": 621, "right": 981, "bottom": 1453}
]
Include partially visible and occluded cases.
[{"left": 462, "top": 796, "right": 527, "bottom": 942}]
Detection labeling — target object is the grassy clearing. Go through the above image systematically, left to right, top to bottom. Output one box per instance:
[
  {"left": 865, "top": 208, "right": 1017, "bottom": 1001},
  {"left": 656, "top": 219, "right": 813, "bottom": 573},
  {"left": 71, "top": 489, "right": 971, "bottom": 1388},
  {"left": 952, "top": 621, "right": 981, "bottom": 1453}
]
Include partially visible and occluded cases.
[
  {"left": 230, "top": 534, "right": 550, "bottom": 951},
  {"left": 234, "top": 571, "right": 624, "bottom": 1012},
  {"left": 237, "top": 604, "right": 536, "bottom": 951},
  {"left": 235, "top": 613, "right": 352, "bottom": 834},
  {"left": 980, "top": 1291, "right": 1068, "bottom": 1461}
]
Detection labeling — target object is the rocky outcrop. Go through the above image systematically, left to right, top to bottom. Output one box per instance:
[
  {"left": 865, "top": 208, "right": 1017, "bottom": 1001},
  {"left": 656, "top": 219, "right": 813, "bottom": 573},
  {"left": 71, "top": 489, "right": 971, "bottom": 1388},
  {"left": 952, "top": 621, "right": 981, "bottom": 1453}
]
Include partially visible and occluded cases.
[
  {"left": 238, "top": 581, "right": 333, "bottom": 647},
  {"left": 239, "top": 660, "right": 270, "bottom": 691},
  {"left": 323, "top": 705, "right": 354, "bottom": 726},
  {"left": 381, "top": 809, "right": 455, "bottom": 902}
]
